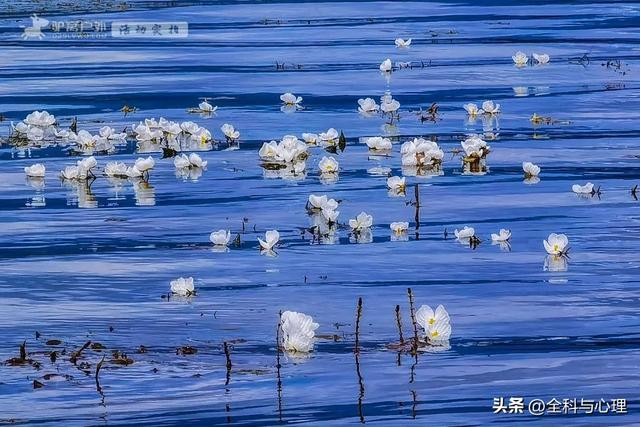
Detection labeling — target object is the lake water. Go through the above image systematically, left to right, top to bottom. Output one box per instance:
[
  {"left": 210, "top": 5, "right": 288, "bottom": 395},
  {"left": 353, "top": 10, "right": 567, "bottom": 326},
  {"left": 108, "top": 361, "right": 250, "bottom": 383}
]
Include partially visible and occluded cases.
[{"left": 1, "top": 0, "right": 640, "bottom": 425}]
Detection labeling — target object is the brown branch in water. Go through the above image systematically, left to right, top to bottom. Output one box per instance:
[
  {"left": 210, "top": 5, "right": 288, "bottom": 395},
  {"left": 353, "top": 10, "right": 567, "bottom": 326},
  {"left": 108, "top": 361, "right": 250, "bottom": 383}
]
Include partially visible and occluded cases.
[
  {"left": 414, "top": 184, "right": 421, "bottom": 230},
  {"left": 407, "top": 289, "right": 419, "bottom": 354},
  {"left": 354, "top": 297, "right": 363, "bottom": 354},
  {"left": 395, "top": 305, "right": 404, "bottom": 345},
  {"left": 276, "top": 311, "right": 283, "bottom": 423},
  {"left": 70, "top": 341, "right": 92, "bottom": 365},
  {"left": 224, "top": 342, "right": 232, "bottom": 386},
  {"left": 95, "top": 356, "right": 105, "bottom": 395},
  {"left": 411, "top": 390, "right": 418, "bottom": 419}
]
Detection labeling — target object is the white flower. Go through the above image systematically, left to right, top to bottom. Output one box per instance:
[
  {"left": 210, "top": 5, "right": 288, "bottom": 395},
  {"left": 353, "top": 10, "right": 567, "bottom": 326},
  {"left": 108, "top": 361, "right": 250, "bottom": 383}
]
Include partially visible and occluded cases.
[
  {"left": 394, "top": 38, "right": 412, "bottom": 48},
  {"left": 512, "top": 51, "right": 529, "bottom": 66},
  {"left": 532, "top": 53, "right": 550, "bottom": 64},
  {"left": 379, "top": 58, "right": 393, "bottom": 72},
  {"left": 280, "top": 92, "right": 303, "bottom": 105},
  {"left": 357, "top": 98, "right": 379, "bottom": 114},
  {"left": 380, "top": 98, "right": 400, "bottom": 113},
  {"left": 481, "top": 100, "right": 500, "bottom": 114},
  {"left": 199, "top": 101, "right": 217, "bottom": 112},
  {"left": 463, "top": 103, "right": 480, "bottom": 116},
  {"left": 24, "top": 110, "right": 56, "bottom": 127},
  {"left": 13, "top": 121, "right": 30, "bottom": 134},
  {"left": 180, "top": 121, "right": 201, "bottom": 135},
  {"left": 221, "top": 123, "right": 240, "bottom": 140},
  {"left": 99, "top": 126, "right": 126, "bottom": 141},
  {"left": 26, "top": 127, "right": 45, "bottom": 142},
  {"left": 193, "top": 127, "right": 212, "bottom": 144},
  {"left": 319, "top": 128, "right": 339, "bottom": 144},
  {"left": 302, "top": 133, "right": 319, "bottom": 144},
  {"left": 461, "top": 135, "right": 488, "bottom": 157},
  {"left": 365, "top": 136, "right": 392, "bottom": 151},
  {"left": 259, "top": 141, "right": 279, "bottom": 160},
  {"left": 188, "top": 153, "right": 207, "bottom": 168},
  {"left": 174, "top": 154, "right": 190, "bottom": 169},
  {"left": 77, "top": 156, "right": 97, "bottom": 178},
  {"left": 135, "top": 156, "right": 155, "bottom": 172},
  {"left": 318, "top": 156, "right": 339, "bottom": 173},
  {"left": 104, "top": 161, "right": 128, "bottom": 177},
  {"left": 522, "top": 161, "right": 541, "bottom": 177},
  {"left": 24, "top": 163, "right": 45, "bottom": 177},
  {"left": 60, "top": 166, "right": 79, "bottom": 180},
  {"left": 126, "top": 166, "right": 143, "bottom": 178},
  {"left": 387, "top": 176, "right": 406, "bottom": 191},
  {"left": 572, "top": 182, "right": 594, "bottom": 194},
  {"left": 308, "top": 194, "right": 338, "bottom": 212},
  {"left": 322, "top": 208, "right": 339, "bottom": 223},
  {"left": 349, "top": 211, "right": 373, "bottom": 231},
  {"left": 390, "top": 221, "right": 409, "bottom": 234},
  {"left": 454, "top": 226, "right": 475, "bottom": 240},
  {"left": 210, "top": 229, "right": 231, "bottom": 246},
  {"left": 491, "top": 229, "right": 511, "bottom": 242},
  {"left": 258, "top": 230, "right": 280, "bottom": 250},
  {"left": 543, "top": 233, "right": 569, "bottom": 255},
  {"left": 170, "top": 277, "right": 195, "bottom": 296},
  {"left": 416, "top": 305, "right": 451, "bottom": 343},
  {"left": 280, "top": 311, "right": 319, "bottom": 353}
]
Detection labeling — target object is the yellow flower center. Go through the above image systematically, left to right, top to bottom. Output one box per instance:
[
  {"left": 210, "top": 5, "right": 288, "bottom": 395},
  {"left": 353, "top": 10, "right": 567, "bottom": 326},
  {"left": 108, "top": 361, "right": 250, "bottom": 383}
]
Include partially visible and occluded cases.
[
  {"left": 553, "top": 244, "right": 559, "bottom": 252},
  {"left": 429, "top": 318, "right": 435, "bottom": 325},
  {"left": 431, "top": 331, "right": 439, "bottom": 337}
]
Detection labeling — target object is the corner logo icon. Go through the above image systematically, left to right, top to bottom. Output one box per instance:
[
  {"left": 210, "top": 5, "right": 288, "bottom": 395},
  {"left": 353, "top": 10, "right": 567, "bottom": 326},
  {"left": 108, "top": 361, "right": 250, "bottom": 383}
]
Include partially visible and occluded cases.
[{"left": 21, "top": 14, "right": 49, "bottom": 40}]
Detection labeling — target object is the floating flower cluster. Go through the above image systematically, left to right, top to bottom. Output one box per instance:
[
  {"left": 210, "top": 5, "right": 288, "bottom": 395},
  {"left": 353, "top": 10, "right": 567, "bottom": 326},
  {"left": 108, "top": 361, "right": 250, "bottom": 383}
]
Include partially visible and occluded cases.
[
  {"left": 416, "top": 304, "right": 452, "bottom": 348},
  {"left": 280, "top": 311, "right": 319, "bottom": 353}
]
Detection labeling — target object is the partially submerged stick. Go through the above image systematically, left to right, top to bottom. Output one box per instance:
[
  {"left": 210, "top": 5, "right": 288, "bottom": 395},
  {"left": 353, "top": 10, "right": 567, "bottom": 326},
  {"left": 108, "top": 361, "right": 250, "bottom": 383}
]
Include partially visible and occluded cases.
[{"left": 395, "top": 305, "right": 404, "bottom": 345}]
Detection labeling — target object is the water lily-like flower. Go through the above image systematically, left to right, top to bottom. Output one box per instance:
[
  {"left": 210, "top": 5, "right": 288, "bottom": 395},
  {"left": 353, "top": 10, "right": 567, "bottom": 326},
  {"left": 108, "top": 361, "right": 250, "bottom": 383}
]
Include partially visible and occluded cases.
[
  {"left": 394, "top": 38, "right": 412, "bottom": 48},
  {"left": 512, "top": 51, "right": 529, "bottom": 67},
  {"left": 532, "top": 53, "right": 550, "bottom": 64},
  {"left": 379, "top": 58, "right": 393, "bottom": 73},
  {"left": 280, "top": 92, "right": 303, "bottom": 105},
  {"left": 358, "top": 98, "right": 379, "bottom": 114},
  {"left": 380, "top": 98, "right": 400, "bottom": 114},
  {"left": 199, "top": 100, "right": 217, "bottom": 113},
  {"left": 481, "top": 100, "right": 500, "bottom": 115},
  {"left": 463, "top": 103, "right": 480, "bottom": 116},
  {"left": 24, "top": 110, "right": 56, "bottom": 127},
  {"left": 221, "top": 123, "right": 240, "bottom": 141},
  {"left": 99, "top": 126, "right": 126, "bottom": 142},
  {"left": 319, "top": 128, "right": 339, "bottom": 145},
  {"left": 302, "top": 133, "right": 319, "bottom": 144},
  {"left": 461, "top": 135, "right": 489, "bottom": 158},
  {"left": 365, "top": 136, "right": 392, "bottom": 151},
  {"left": 401, "top": 138, "right": 444, "bottom": 167},
  {"left": 188, "top": 153, "right": 207, "bottom": 168},
  {"left": 174, "top": 154, "right": 191, "bottom": 169},
  {"left": 77, "top": 156, "right": 97, "bottom": 179},
  {"left": 135, "top": 156, "right": 155, "bottom": 172},
  {"left": 318, "top": 156, "right": 339, "bottom": 174},
  {"left": 104, "top": 161, "right": 129, "bottom": 178},
  {"left": 522, "top": 161, "right": 540, "bottom": 177},
  {"left": 24, "top": 163, "right": 45, "bottom": 177},
  {"left": 60, "top": 166, "right": 79, "bottom": 180},
  {"left": 127, "top": 166, "right": 143, "bottom": 178},
  {"left": 387, "top": 176, "right": 406, "bottom": 192},
  {"left": 572, "top": 182, "right": 594, "bottom": 194},
  {"left": 308, "top": 194, "right": 338, "bottom": 212},
  {"left": 349, "top": 211, "right": 373, "bottom": 231},
  {"left": 390, "top": 221, "right": 409, "bottom": 234},
  {"left": 454, "top": 226, "right": 475, "bottom": 240},
  {"left": 210, "top": 229, "right": 231, "bottom": 246},
  {"left": 491, "top": 229, "right": 511, "bottom": 242},
  {"left": 258, "top": 230, "right": 280, "bottom": 250},
  {"left": 543, "top": 233, "right": 569, "bottom": 255},
  {"left": 170, "top": 277, "right": 195, "bottom": 296},
  {"left": 416, "top": 304, "right": 451, "bottom": 344},
  {"left": 280, "top": 311, "right": 319, "bottom": 353}
]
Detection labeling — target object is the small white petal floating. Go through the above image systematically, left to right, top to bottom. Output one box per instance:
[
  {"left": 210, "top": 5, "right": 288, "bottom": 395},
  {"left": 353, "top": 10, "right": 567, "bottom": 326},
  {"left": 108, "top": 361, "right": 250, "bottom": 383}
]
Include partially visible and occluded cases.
[
  {"left": 394, "top": 38, "right": 412, "bottom": 48},
  {"left": 512, "top": 51, "right": 528, "bottom": 67},
  {"left": 532, "top": 53, "right": 550, "bottom": 64},
  {"left": 379, "top": 58, "right": 393, "bottom": 73},
  {"left": 280, "top": 92, "right": 303, "bottom": 105},
  {"left": 357, "top": 98, "right": 379, "bottom": 114},
  {"left": 198, "top": 100, "right": 217, "bottom": 113},
  {"left": 481, "top": 100, "right": 500, "bottom": 114},
  {"left": 463, "top": 103, "right": 480, "bottom": 116},
  {"left": 221, "top": 123, "right": 240, "bottom": 141},
  {"left": 319, "top": 128, "right": 339, "bottom": 145},
  {"left": 302, "top": 133, "right": 319, "bottom": 144},
  {"left": 365, "top": 136, "right": 392, "bottom": 151},
  {"left": 134, "top": 156, "right": 155, "bottom": 172},
  {"left": 318, "top": 156, "right": 339, "bottom": 174},
  {"left": 104, "top": 161, "right": 129, "bottom": 178},
  {"left": 522, "top": 161, "right": 541, "bottom": 177},
  {"left": 24, "top": 163, "right": 45, "bottom": 177},
  {"left": 387, "top": 176, "right": 406, "bottom": 192},
  {"left": 572, "top": 182, "right": 594, "bottom": 194},
  {"left": 349, "top": 211, "right": 373, "bottom": 231},
  {"left": 390, "top": 221, "right": 409, "bottom": 234},
  {"left": 454, "top": 226, "right": 475, "bottom": 240},
  {"left": 210, "top": 229, "right": 231, "bottom": 246},
  {"left": 491, "top": 229, "right": 511, "bottom": 242},
  {"left": 258, "top": 230, "right": 280, "bottom": 251},
  {"left": 543, "top": 233, "right": 569, "bottom": 255},
  {"left": 170, "top": 277, "right": 195, "bottom": 296},
  {"left": 416, "top": 304, "right": 451, "bottom": 345},
  {"left": 280, "top": 311, "right": 319, "bottom": 353}
]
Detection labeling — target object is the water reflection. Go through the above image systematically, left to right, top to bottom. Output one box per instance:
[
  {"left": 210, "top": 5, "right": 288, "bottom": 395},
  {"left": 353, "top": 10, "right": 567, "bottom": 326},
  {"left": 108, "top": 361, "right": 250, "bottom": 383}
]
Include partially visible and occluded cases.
[
  {"left": 132, "top": 179, "right": 156, "bottom": 206},
  {"left": 544, "top": 255, "right": 569, "bottom": 272}
]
